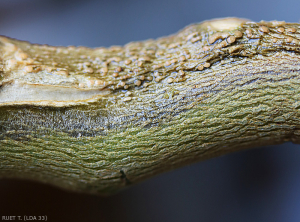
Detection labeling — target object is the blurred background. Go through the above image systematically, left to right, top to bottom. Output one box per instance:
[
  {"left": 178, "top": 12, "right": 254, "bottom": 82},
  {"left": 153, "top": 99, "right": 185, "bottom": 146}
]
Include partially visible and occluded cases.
[{"left": 1, "top": 0, "right": 300, "bottom": 221}]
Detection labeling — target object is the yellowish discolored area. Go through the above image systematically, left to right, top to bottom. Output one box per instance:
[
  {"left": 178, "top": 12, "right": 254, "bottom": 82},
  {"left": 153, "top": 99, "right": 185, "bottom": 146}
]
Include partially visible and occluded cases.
[
  {"left": 1, "top": 17, "right": 300, "bottom": 109},
  {"left": 200, "top": 17, "right": 250, "bottom": 31},
  {"left": 0, "top": 82, "right": 110, "bottom": 106}
]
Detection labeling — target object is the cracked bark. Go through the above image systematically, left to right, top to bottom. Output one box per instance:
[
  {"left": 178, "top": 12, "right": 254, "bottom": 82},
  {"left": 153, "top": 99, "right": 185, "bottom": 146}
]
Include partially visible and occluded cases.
[{"left": 1, "top": 18, "right": 300, "bottom": 194}]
